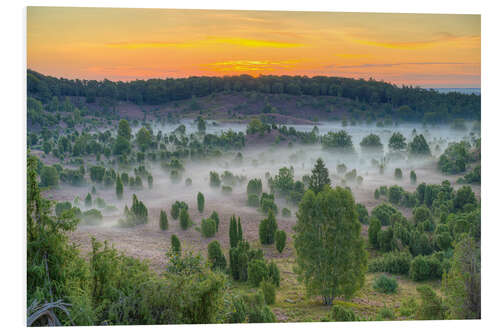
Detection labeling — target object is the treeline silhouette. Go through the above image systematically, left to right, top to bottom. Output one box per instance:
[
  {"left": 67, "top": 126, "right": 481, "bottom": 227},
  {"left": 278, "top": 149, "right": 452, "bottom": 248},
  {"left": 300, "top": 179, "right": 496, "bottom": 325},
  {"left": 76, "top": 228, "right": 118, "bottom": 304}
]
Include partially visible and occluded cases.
[{"left": 27, "top": 69, "right": 480, "bottom": 122}]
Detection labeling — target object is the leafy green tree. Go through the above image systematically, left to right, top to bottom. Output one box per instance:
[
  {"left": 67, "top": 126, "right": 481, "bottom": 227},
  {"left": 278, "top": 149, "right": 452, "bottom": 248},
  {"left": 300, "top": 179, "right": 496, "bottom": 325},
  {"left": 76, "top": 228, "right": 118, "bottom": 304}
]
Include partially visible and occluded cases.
[
  {"left": 117, "top": 119, "right": 131, "bottom": 140},
  {"left": 136, "top": 127, "right": 152, "bottom": 151},
  {"left": 321, "top": 130, "right": 355, "bottom": 153},
  {"left": 388, "top": 132, "right": 407, "bottom": 151},
  {"left": 360, "top": 133, "right": 383, "bottom": 153},
  {"left": 408, "top": 134, "right": 431, "bottom": 156},
  {"left": 113, "top": 135, "right": 131, "bottom": 155},
  {"left": 306, "top": 158, "right": 331, "bottom": 194},
  {"left": 394, "top": 168, "right": 403, "bottom": 179},
  {"left": 147, "top": 174, "right": 153, "bottom": 189},
  {"left": 115, "top": 176, "right": 123, "bottom": 200},
  {"left": 294, "top": 187, "right": 367, "bottom": 304},
  {"left": 197, "top": 192, "right": 205, "bottom": 213},
  {"left": 160, "top": 210, "right": 168, "bottom": 230},
  {"left": 259, "top": 211, "right": 278, "bottom": 245},
  {"left": 237, "top": 217, "right": 243, "bottom": 242},
  {"left": 275, "top": 230, "right": 286, "bottom": 253},
  {"left": 171, "top": 234, "right": 181, "bottom": 254},
  {"left": 443, "top": 235, "right": 480, "bottom": 319}
]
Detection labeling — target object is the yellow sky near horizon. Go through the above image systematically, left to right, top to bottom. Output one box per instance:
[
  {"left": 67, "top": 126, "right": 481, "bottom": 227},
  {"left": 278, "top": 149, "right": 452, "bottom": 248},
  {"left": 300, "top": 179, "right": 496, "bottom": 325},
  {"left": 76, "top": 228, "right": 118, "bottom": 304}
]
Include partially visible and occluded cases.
[{"left": 27, "top": 7, "right": 480, "bottom": 87}]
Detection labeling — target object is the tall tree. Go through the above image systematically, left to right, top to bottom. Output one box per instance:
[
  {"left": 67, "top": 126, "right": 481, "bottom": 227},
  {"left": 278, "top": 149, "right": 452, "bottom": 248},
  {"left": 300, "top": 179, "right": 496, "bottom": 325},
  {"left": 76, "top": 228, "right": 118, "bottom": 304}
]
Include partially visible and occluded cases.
[
  {"left": 117, "top": 119, "right": 131, "bottom": 140},
  {"left": 307, "top": 158, "right": 331, "bottom": 194},
  {"left": 115, "top": 175, "right": 123, "bottom": 200},
  {"left": 294, "top": 187, "right": 367, "bottom": 305},
  {"left": 197, "top": 192, "right": 205, "bottom": 213},
  {"left": 229, "top": 215, "right": 238, "bottom": 248}
]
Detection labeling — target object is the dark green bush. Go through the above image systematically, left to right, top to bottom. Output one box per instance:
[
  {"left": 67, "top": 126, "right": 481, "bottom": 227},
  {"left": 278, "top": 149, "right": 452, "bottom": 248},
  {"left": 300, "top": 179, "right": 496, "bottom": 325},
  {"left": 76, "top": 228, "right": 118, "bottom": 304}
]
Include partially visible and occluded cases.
[
  {"left": 197, "top": 192, "right": 205, "bottom": 213},
  {"left": 248, "top": 193, "right": 259, "bottom": 207},
  {"left": 356, "top": 203, "right": 369, "bottom": 224},
  {"left": 282, "top": 207, "right": 291, "bottom": 217},
  {"left": 180, "top": 208, "right": 191, "bottom": 230},
  {"left": 82, "top": 209, "right": 103, "bottom": 225},
  {"left": 160, "top": 210, "right": 168, "bottom": 230},
  {"left": 209, "top": 211, "right": 220, "bottom": 231},
  {"left": 259, "top": 211, "right": 278, "bottom": 245},
  {"left": 201, "top": 218, "right": 216, "bottom": 237},
  {"left": 275, "top": 230, "right": 286, "bottom": 253},
  {"left": 171, "top": 234, "right": 181, "bottom": 254},
  {"left": 207, "top": 240, "right": 226, "bottom": 271},
  {"left": 368, "top": 251, "right": 412, "bottom": 275},
  {"left": 409, "top": 255, "right": 442, "bottom": 281},
  {"left": 248, "top": 259, "right": 269, "bottom": 287},
  {"left": 373, "top": 274, "right": 398, "bottom": 294},
  {"left": 260, "top": 280, "right": 276, "bottom": 305},
  {"left": 330, "top": 304, "right": 357, "bottom": 321}
]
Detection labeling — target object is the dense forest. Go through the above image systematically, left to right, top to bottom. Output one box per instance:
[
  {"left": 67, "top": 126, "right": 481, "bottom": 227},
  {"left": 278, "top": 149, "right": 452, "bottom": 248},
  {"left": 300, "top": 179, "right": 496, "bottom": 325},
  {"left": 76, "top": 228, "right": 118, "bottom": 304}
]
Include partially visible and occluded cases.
[{"left": 27, "top": 69, "right": 480, "bottom": 122}]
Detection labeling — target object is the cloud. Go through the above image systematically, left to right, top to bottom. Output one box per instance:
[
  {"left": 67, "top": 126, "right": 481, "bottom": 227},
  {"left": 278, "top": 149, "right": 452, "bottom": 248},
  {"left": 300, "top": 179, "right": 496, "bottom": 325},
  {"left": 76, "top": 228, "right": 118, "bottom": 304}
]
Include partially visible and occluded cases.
[
  {"left": 349, "top": 33, "right": 479, "bottom": 50},
  {"left": 106, "top": 37, "right": 303, "bottom": 49},
  {"left": 203, "top": 60, "right": 300, "bottom": 72},
  {"left": 327, "top": 62, "right": 475, "bottom": 69}
]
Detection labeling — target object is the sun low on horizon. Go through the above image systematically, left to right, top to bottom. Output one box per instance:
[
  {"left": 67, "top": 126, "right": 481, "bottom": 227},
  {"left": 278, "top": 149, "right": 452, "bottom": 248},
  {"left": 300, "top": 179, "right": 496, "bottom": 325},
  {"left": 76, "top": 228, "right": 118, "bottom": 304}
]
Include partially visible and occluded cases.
[{"left": 27, "top": 7, "right": 480, "bottom": 88}]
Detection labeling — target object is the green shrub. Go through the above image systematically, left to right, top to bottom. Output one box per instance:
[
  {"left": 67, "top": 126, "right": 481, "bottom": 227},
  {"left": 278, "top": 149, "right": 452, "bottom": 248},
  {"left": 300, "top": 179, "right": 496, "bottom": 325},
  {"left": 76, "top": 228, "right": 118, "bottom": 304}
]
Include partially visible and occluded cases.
[
  {"left": 394, "top": 168, "right": 403, "bottom": 179},
  {"left": 410, "top": 170, "right": 417, "bottom": 184},
  {"left": 209, "top": 171, "right": 221, "bottom": 187},
  {"left": 185, "top": 177, "right": 192, "bottom": 186},
  {"left": 247, "top": 178, "right": 263, "bottom": 196},
  {"left": 221, "top": 185, "right": 232, "bottom": 195},
  {"left": 388, "top": 185, "right": 404, "bottom": 205},
  {"left": 374, "top": 188, "right": 380, "bottom": 199},
  {"left": 197, "top": 192, "right": 205, "bottom": 213},
  {"left": 85, "top": 193, "right": 92, "bottom": 207},
  {"left": 248, "top": 194, "right": 259, "bottom": 207},
  {"left": 55, "top": 201, "right": 72, "bottom": 217},
  {"left": 171, "top": 201, "right": 188, "bottom": 220},
  {"left": 356, "top": 203, "right": 369, "bottom": 224},
  {"left": 372, "top": 203, "right": 397, "bottom": 226},
  {"left": 282, "top": 207, "right": 291, "bottom": 217},
  {"left": 179, "top": 208, "right": 191, "bottom": 230},
  {"left": 82, "top": 209, "right": 103, "bottom": 225},
  {"left": 159, "top": 210, "right": 168, "bottom": 230},
  {"left": 209, "top": 211, "right": 220, "bottom": 231},
  {"left": 259, "top": 211, "right": 278, "bottom": 245},
  {"left": 368, "top": 217, "right": 382, "bottom": 248},
  {"left": 201, "top": 218, "right": 217, "bottom": 237},
  {"left": 275, "top": 230, "right": 286, "bottom": 253},
  {"left": 171, "top": 234, "right": 181, "bottom": 253},
  {"left": 207, "top": 240, "right": 226, "bottom": 271},
  {"left": 368, "top": 251, "right": 412, "bottom": 275},
  {"left": 409, "top": 255, "right": 442, "bottom": 281},
  {"left": 248, "top": 259, "right": 269, "bottom": 287},
  {"left": 267, "top": 261, "right": 280, "bottom": 287},
  {"left": 373, "top": 274, "right": 398, "bottom": 294},
  {"left": 260, "top": 280, "right": 276, "bottom": 305},
  {"left": 416, "top": 285, "right": 445, "bottom": 320},
  {"left": 245, "top": 291, "right": 276, "bottom": 323},
  {"left": 399, "top": 297, "right": 417, "bottom": 318},
  {"left": 330, "top": 304, "right": 357, "bottom": 321},
  {"left": 376, "top": 305, "right": 395, "bottom": 320}
]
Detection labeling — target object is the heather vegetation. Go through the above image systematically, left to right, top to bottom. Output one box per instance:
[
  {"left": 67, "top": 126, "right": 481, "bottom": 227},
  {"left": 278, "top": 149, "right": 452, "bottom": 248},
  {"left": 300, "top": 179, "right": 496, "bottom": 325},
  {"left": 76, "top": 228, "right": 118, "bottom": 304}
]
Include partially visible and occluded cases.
[{"left": 27, "top": 70, "right": 480, "bottom": 325}]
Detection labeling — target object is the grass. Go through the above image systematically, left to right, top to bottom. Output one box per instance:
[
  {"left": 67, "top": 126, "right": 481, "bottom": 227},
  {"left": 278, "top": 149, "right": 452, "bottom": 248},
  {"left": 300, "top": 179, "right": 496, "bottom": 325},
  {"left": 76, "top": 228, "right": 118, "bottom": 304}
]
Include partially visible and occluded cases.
[{"left": 229, "top": 255, "right": 443, "bottom": 322}]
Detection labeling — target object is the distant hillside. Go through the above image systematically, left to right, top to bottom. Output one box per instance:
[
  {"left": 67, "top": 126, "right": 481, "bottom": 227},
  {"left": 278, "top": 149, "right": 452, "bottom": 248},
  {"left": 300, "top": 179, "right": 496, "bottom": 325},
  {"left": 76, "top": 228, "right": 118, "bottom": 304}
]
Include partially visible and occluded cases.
[
  {"left": 27, "top": 69, "right": 480, "bottom": 123},
  {"left": 428, "top": 88, "right": 481, "bottom": 95}
]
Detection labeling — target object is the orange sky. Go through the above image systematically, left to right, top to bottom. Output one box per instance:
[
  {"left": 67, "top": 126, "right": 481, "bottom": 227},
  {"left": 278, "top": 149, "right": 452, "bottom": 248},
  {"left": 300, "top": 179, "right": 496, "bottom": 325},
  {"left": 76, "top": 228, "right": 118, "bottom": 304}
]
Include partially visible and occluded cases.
[{"left": 27, "top": 7, "right": 480, "bottom": 88}]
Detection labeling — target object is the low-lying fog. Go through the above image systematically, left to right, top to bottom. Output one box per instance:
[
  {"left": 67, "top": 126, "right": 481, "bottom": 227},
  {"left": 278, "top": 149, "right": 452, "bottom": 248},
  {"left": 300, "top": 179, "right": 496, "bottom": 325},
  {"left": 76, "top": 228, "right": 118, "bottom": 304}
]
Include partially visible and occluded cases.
[{"left": 47, "top": 121, "right": 479, "bottom": 271}]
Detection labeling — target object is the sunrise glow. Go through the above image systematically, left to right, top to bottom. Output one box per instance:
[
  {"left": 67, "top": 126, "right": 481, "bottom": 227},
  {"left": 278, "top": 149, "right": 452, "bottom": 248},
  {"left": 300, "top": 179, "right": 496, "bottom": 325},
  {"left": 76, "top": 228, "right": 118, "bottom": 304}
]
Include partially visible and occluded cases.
[{"left": 27, "top": 7, "right": 480, "bottom": 87}]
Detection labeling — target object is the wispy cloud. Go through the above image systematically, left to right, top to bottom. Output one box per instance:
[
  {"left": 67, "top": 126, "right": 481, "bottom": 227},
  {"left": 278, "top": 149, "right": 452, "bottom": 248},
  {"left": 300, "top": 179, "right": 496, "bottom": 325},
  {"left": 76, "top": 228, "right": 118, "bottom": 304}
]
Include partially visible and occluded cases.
[
  {"left": 350, "top": 33, "right": 479, "bottom": 50},
  {"left": 106, "top": 37, "right": 303, "bottom": 49},
  {"left": 203, "top": 60, "right": 300, "bottom": 72},
  {"left": 327, "top": 62, "right": 475, "bottom": 69}
]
